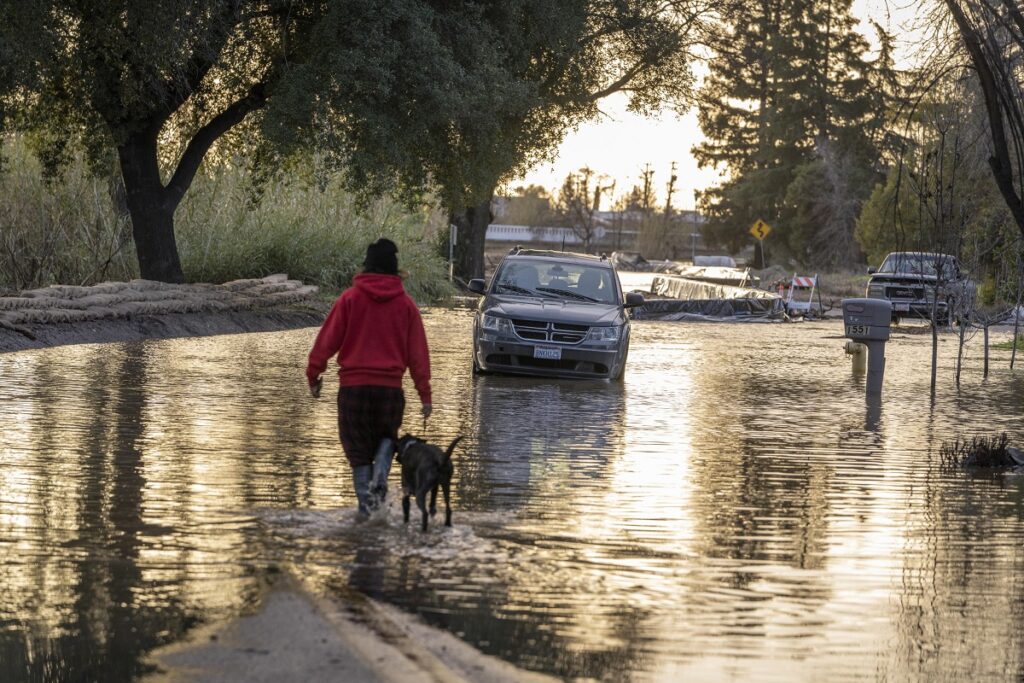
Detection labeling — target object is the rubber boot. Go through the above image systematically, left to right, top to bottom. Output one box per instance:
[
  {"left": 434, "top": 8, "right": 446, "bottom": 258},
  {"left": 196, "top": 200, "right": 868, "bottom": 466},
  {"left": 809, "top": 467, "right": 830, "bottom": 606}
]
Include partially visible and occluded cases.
[
  {"left": 368, "top": 438, "right": 394, "bottom": 511},
  {"left": 352, "top": 465, "right": 372, "bottom": 518}
]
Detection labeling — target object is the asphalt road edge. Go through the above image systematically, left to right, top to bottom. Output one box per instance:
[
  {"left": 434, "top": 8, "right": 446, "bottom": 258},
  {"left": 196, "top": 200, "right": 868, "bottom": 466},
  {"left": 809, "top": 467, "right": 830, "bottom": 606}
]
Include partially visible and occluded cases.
[{"left": 144, "top": 567, "right": 556, "bottom": 683}]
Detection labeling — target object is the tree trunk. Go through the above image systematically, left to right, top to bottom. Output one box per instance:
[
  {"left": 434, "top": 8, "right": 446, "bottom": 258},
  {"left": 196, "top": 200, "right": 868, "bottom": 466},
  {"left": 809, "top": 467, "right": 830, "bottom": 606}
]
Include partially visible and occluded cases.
[
  {"left": 944, "top": 0, "right": 1024, "bottom": 241},
  {"left": 118, "top": 133, "right": 185, "bottom": 283},
  {"left": 450, "top": 195, "right": 493, "bottom": 281},
  {"left": 930, "top": 320, "right": 939, "bottom": 396},
  {"left": 983, "top": 323, "right": 990, "bottom": 379}
]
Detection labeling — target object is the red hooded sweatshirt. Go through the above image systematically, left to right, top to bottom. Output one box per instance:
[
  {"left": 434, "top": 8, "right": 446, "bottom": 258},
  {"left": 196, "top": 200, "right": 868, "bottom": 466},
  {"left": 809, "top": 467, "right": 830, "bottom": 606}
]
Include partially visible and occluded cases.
[{"left": 306, "top": 274, "right": 431, "bottom": 404}]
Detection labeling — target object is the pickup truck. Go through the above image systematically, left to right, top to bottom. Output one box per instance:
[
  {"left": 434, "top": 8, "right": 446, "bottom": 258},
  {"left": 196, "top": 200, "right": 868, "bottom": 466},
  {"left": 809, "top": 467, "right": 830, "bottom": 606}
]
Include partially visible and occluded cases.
[{"left": 865, "top": 252, "right": 975, "bottom": 325}]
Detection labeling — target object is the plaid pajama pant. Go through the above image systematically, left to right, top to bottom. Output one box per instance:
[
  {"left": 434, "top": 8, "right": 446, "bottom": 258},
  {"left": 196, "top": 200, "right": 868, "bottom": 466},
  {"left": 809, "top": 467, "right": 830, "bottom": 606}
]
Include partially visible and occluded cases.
[{"left": 336, "top": 385, "right": 406, "bottom": 467}]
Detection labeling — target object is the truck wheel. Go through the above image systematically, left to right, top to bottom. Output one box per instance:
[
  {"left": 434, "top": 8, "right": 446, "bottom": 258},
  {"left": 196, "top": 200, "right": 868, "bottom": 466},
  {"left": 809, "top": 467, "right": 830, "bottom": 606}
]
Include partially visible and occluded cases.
[{"left": 948, "top": 298, "right": 962, "bottom": 326}]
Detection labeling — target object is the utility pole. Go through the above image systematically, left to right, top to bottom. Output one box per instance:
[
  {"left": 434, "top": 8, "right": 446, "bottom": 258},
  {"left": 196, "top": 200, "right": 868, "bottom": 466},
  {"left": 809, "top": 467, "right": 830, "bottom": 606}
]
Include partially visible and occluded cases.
[
  {"left": 664, "top": 161, "right": 677, "bottom": 220},
  {"left": 664, "top": 162, "right": 677, "bottom": 257},
  {"left": 641, "top": 163, "right": 654, "bottom": 213},
  {"left": 691, "top": 189, "right": 700, "bottom": 263}
]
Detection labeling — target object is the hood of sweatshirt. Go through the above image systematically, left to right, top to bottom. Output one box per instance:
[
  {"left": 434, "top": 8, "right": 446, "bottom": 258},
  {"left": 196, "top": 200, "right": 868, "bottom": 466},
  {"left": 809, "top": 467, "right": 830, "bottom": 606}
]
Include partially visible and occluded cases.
[{"left": 353, "top": 273, "right": 405, "bottom": 302}]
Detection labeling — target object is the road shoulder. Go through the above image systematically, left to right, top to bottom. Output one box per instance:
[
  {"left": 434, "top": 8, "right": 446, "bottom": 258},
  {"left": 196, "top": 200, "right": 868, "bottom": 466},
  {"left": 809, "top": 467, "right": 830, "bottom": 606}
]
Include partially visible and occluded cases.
[{"left": 144, "top": 570, "right": 554, "bottom": 683}]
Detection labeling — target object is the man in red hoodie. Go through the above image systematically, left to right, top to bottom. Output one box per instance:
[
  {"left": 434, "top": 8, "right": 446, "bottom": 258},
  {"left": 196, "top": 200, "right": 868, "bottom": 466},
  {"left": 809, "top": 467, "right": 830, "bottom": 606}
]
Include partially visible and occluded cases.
[{"left": 306, "top": 238, "right": 432, "bottom": 517}]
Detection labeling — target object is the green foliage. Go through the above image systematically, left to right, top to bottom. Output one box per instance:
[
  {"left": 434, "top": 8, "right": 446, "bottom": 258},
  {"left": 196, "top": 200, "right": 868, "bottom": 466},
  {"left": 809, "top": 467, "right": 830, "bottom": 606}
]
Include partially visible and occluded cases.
[
  {"left": 854, "top": 81, "right": 1018, "bottom": 284},
  {"left": 855, "top": 169, "right": 916, "bottom": 266},
  {"left": 977, "top": 275, "right": 997, "bottom": 307},
  {"left": 993, "top": 335, "right": 1024, "bottom": 351}
]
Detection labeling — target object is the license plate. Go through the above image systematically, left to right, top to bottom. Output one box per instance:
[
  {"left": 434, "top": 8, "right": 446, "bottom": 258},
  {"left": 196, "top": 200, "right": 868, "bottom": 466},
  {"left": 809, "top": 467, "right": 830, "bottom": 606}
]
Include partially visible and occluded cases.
[
  {"left": 895, "top": 303, "right": 910, "bottom": 312},
  {"left": 533, "top": 346, "right": 562, "bottom": 360}
]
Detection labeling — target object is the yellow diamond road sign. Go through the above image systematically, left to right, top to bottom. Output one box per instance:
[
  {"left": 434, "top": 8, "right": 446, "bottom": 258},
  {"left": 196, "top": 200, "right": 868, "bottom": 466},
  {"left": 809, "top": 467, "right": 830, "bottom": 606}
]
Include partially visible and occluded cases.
[{"left": 750, "top": 219, "right": 772, "bottom": 241}]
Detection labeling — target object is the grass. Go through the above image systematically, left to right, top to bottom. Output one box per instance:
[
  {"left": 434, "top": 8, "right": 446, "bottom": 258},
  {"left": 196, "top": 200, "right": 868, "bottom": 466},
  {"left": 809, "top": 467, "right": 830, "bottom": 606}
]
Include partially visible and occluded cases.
[
  {"left": 0, "top": 136, "right": 454, "bottom": 302},
  {"left": 0, "top": 138, "right": 136, "bottom": 291},
  {"left": 175, "top": 161, "right": 453, "bottom": 303},
  {"left": 993, "top": 335, "right": 1024, "bottom": 351}
]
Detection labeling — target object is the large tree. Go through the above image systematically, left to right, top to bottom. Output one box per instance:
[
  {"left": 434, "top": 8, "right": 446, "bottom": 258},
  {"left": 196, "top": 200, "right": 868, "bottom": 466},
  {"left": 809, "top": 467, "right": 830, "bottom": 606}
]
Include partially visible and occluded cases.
[
  {"left": 445, "top": 0, "right": 713, "bottom": 280},
  {"left": 694, "top": 0, "right": 898, "bottom": 266},
  {"left": 2, "top": 1, "right": 542, "bottom": 282}
]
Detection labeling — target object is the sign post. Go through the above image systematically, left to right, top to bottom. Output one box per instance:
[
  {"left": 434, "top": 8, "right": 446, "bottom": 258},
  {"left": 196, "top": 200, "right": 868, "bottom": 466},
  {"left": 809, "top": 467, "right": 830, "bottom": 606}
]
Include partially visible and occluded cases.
[
  {"left": 749, "top": 219, "right": 772, "bottom": 268},
  {"left": 449, "top": 223, "right": 457, "bottom": 282}
]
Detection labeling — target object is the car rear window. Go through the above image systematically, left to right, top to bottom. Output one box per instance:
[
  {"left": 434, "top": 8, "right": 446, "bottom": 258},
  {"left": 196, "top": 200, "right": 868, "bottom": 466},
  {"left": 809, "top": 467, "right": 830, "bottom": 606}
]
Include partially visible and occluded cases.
[{"left": 494, "top": 259, "right": 619, "bottom": 304}]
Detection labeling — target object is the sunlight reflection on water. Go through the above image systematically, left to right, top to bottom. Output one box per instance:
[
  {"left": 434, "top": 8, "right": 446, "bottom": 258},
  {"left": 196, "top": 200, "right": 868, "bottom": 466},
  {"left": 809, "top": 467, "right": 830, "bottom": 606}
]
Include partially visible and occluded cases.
[{"left": 2, "top": 310, "right": 1024, "bottom": 681}]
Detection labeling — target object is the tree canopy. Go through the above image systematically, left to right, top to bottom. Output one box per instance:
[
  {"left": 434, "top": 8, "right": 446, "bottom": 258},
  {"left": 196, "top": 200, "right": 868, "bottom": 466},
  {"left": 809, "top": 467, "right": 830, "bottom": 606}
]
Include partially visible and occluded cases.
[{"left": 0, "top": 0, "right": 711, "bottom": 282}]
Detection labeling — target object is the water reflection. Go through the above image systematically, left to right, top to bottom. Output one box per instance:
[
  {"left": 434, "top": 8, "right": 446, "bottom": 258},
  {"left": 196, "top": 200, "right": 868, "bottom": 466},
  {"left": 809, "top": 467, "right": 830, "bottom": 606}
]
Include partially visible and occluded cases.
[{"left": 1, "top": 315, "right": 1023, "bottom": 681}]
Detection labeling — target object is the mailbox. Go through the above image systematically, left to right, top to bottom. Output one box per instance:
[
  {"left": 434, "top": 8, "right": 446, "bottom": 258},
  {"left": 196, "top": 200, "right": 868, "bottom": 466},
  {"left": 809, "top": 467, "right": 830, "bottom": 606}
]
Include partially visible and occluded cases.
[
  {"left": 841, "top": 298, "right": 891, "bottom": 395},
  {"left": 842, "top": 298, "right": 891, "bottom": 342}
]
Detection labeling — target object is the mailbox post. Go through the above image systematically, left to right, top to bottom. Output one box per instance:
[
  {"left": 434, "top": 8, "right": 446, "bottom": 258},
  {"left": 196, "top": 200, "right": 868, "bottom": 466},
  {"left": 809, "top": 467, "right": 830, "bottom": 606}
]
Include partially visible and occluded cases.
[{"left": 842, "top": 298, "right": 892, "bottom": 395}]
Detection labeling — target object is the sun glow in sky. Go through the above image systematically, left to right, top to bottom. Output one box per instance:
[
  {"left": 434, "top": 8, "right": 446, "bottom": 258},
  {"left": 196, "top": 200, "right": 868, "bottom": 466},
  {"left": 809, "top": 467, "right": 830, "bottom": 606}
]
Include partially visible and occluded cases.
[{"left": 515, "top": 0, "right": 919, "bottom": 205}]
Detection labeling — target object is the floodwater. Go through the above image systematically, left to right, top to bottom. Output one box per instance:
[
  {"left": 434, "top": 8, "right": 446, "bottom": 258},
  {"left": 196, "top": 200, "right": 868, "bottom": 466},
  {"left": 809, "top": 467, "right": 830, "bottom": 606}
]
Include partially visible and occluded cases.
[{"left": 2, "top": 310, "right": 1023, "bottom": 682}]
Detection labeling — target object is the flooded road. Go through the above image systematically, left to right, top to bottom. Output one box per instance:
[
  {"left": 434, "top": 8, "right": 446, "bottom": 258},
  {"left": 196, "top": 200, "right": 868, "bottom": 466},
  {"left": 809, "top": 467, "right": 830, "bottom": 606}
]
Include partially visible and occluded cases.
[{"left": 2, "top": 311, "right": 1024, "bottom": 681}]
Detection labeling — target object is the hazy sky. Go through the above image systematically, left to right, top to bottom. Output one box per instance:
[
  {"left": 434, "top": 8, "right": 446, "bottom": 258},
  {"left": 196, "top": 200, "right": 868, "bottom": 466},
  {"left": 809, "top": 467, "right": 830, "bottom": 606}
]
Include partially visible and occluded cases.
[{"left": 515, "top": 0, "right": 919, "bottom": 206}]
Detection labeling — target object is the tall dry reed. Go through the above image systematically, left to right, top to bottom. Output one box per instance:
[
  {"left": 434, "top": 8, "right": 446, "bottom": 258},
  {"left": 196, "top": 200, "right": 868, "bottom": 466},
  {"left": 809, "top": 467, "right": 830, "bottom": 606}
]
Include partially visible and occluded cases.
[{"left": 0, "top": 138, "right": 135, "bottom": 290}]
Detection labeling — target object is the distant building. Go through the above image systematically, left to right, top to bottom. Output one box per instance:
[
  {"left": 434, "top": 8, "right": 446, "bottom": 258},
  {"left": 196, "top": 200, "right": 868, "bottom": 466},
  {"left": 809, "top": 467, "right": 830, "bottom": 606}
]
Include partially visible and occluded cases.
[
  {"left": 487, "top": 197, "right": 706, "bottom": 256},
  {"left": 486, "top": 224, "right": 606, "bottom": 246}
]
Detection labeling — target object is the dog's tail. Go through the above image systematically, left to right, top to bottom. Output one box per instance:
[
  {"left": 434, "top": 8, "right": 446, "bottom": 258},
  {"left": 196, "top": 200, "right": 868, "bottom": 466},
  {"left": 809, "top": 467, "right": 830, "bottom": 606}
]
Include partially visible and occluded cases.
[{"left": 444, "top": 435, "right": 464, "bottom": 463}]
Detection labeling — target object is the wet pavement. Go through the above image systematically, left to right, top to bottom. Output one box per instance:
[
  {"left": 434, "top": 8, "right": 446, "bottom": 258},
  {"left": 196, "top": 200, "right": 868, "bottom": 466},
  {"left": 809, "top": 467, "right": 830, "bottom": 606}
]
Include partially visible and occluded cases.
[{"left": 2, "top": 311, "right": 1024, "bottom": 681}]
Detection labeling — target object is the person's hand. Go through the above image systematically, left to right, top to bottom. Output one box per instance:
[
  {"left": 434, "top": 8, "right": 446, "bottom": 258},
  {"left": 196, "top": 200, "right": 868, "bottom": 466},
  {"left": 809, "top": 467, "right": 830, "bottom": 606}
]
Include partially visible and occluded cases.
[
  {"left": 309, "top": 377, "right": 323, "bottom": 399},
  {"left": 421, "top": 403, "right": 432, "bottom": 419}
]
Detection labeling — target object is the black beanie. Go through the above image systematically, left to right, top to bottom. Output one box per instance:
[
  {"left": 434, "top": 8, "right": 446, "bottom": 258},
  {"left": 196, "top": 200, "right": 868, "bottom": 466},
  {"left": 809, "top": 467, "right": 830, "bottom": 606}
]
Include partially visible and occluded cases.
[{"left": 363, "top": 238, "right": 399, "bottom": 275}]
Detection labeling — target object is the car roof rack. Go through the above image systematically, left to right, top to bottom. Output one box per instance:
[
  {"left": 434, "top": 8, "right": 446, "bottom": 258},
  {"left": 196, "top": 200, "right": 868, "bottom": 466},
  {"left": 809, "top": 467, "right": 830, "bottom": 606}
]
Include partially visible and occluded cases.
[{"left": 509, "top": 248, "right": 605, "bottom": 262}]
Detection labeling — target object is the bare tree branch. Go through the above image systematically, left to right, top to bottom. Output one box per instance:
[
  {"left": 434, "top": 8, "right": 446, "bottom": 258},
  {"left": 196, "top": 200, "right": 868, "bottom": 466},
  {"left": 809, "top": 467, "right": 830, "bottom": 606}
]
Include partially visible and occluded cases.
[{"left": 165, "top": 80, "right": 266, "bottom": 209}]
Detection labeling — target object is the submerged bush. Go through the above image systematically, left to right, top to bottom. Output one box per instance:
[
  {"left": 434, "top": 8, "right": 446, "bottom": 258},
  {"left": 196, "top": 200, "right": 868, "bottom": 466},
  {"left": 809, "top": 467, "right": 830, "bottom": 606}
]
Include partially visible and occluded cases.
[
  {"left": 0, "top": 137, "right": 454, "bottom": 302},
  {"left": 940, "top": 434, "right": 1019, "bottom": 469}
]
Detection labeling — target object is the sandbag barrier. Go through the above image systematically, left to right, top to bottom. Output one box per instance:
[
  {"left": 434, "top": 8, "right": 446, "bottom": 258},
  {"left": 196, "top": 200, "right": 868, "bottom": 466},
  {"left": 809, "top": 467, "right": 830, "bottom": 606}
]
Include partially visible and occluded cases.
[
  {"left": 0, "top": 275, "right": 320, "bottom": 327},
  {"left": 631, "top": 275, "right": 787, "bottom": 322},
  {"left": 650, "top": 275, "right": 779, "bottom": 301},
  {"left": 631, "top": 296, "right": 786, "bottom": 322}
]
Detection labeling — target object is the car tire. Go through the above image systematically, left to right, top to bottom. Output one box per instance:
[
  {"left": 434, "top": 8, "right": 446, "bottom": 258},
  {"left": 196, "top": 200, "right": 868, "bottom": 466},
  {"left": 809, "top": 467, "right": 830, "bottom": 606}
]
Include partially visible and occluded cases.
[
  {"left": 611, "top": 349, "right": 628, "bottom": 382},
  {"left": 472, "top": 353, "right": 487, "bottom": 376}
]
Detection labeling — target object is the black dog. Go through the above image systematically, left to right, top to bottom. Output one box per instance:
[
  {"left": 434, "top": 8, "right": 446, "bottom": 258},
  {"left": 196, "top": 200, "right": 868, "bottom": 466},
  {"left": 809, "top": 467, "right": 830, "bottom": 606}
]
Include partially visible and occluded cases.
[{"left": 395, "top": 435, "right": 462, "bottom": 532}]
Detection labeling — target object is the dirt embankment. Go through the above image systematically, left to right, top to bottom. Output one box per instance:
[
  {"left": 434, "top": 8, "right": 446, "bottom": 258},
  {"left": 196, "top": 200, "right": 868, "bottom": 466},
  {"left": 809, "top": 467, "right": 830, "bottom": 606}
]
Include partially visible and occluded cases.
[{"left": 0, "top": 274, "right": 329, "bottom": 353}]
